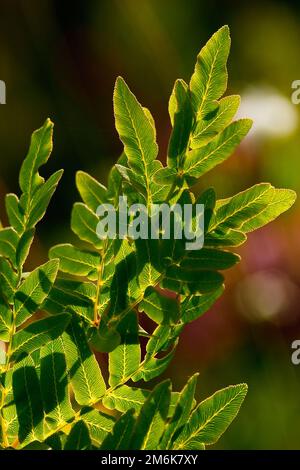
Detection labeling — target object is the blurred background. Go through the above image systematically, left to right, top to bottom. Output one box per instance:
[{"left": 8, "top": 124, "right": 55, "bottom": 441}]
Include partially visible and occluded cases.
[{"left": 0, "top": 0, "right": 300, "bottom": 449}]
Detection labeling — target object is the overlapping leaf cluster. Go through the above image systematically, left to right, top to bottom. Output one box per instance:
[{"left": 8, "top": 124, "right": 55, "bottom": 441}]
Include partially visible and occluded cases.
[{"left": 0, "top": 26, "right": 296, "bottom": 450}]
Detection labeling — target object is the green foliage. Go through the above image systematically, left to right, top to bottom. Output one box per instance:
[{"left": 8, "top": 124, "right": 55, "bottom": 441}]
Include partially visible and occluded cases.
[
  {"left": 0, "top": 26, "right": 296, "bottom": 450},
  {"left": 172, "top": 383, "right": 248, "bottom": 450}
]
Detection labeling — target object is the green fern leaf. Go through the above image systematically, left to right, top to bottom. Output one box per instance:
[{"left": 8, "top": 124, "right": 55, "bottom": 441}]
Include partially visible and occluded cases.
[
  {"left": 189, "top": 25, "right": 231, "bottom": 117},
  {"left": 113, "top": 76, "right": 158, "bottom": 205},
  {"left": 191, "top": 95, "right": 240, "bottom": 148},
  {"left": 19, "top": 118, "right": 53, "bottom": 213},
  {"left": 183, "top": 119, "right": 252, "bottom": 179},
  {"left": 76, "top": 171, "right": 108, "bottom": 212},
  {"left": 49, "top": 244, "right": 100, "bottom": 280},
  {"left": 14, "top": 259, "right": 60, "bottom": 327},
  {"left": 108, "top": 311, "right": 140, "bottom": 387},
  {"left": 11, "top": 313, "right": 70, "bottom": 360},
  {"left": 61, "top": 317, "right": 106, "bottom": 405},
  {"left": 40, "top": 338, "right": 74, "bottom": 428},
  {"left": 160, "top": 374, "right": 198, "bottom": 449},
  {"left": 130, "top": 380, "right": 171, "bottom": 450},
  {"left": 173, "top": 383, "right": 248, "bottom": 449},
  {"left": 79, "top": 407, "right": 115, "bottom": 448},
  {"left": 101, "top": 410, "right": 135, "bottom": 451},
  {"left": 64, "top": 421, "right": 91, "bottom": 450}
]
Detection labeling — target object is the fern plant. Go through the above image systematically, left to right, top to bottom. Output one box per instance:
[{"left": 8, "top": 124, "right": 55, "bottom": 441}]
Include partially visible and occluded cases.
[{"left": 0, "top": 25, "right": 296, "bottom": 451}]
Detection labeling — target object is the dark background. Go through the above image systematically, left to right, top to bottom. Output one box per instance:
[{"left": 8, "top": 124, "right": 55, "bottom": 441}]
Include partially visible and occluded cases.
[{"left": 0, "top": 0, "right": 300, "bottom": 449}]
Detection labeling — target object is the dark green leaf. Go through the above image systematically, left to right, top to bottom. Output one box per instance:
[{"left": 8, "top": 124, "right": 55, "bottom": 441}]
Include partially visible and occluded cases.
[
  {"left": 189, "top": 25, "right": 230, "bottom": 116},
  {"left": 191, "top": 95, "right": 240, "bottom": 148},
  {"left": 139, "top": 287, "right": 179, "bottom": 324},
  {"left": 101, "top": 410, "right": 135, "bottom": 450}
]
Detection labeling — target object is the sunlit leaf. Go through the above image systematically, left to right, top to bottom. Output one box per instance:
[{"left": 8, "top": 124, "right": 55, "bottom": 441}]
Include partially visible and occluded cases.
[
  {"left": 14, "top": 259, "right": 60, "bottom": 327},
  {"left": 130, "top": 380, "right": 171, "bottom": 450},
  {"left": 173, "top": 383, "right": 248, "bottom": 449}
]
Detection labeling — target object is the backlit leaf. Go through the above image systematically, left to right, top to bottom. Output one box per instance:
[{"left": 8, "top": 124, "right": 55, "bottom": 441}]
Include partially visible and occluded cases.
[
  {"left": 189, "top": 25, "right": 230, "bottom": 116},
  {"left": 113, "top": 76, "right": 158, "bottom": 204},
  {"left": 191, "top": 95, "right": 240, "bottom": 148},
  {"left": 19, "top": 118, "right": 53, "bottom": 212},
  {"left": 183, "top": 119, "right": 252, "bottom": 179},
  {"left": 76, "top": 171, "right": 108, "bottom": 212},
  {"left": 71, "top": 202, "right": 102, "bottom": 249},
  {"left": 49, "top": 244, "right": 100, "bottom": 280},
  {"left": 14, "top": 259, "right": 60, "bottom": 327},
  {"left": 108, "top": 311, "right": 140, "bottom": 387},
  {"left": 11, "top": 313, "right": 70, "bottom": 359},
  {"left": 61, "top": 317, "right": 106, "bottom": 406},
  {"left": 40, "top": 338, "right": 74, "bottom": 428},
  {"left": 160, "top": 374, "right": 198, "bottom": 449},
  {"left": 130, "top": 380, "right": 171, "bottom": 450},
  {"left": 173, "top": 383, "right": 248, "bottom": 449},
  {"left": 101, "top": 410, "right": 135, "bottom": 451},
  {"left": 64, "top": 421, "right": 91, "bottom": 450}
]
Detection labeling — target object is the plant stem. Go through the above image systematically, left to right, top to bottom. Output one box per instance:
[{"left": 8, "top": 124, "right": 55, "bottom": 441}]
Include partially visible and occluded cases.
[{"left": 94, "top": 239, "right": 109, "bottom": 325}]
